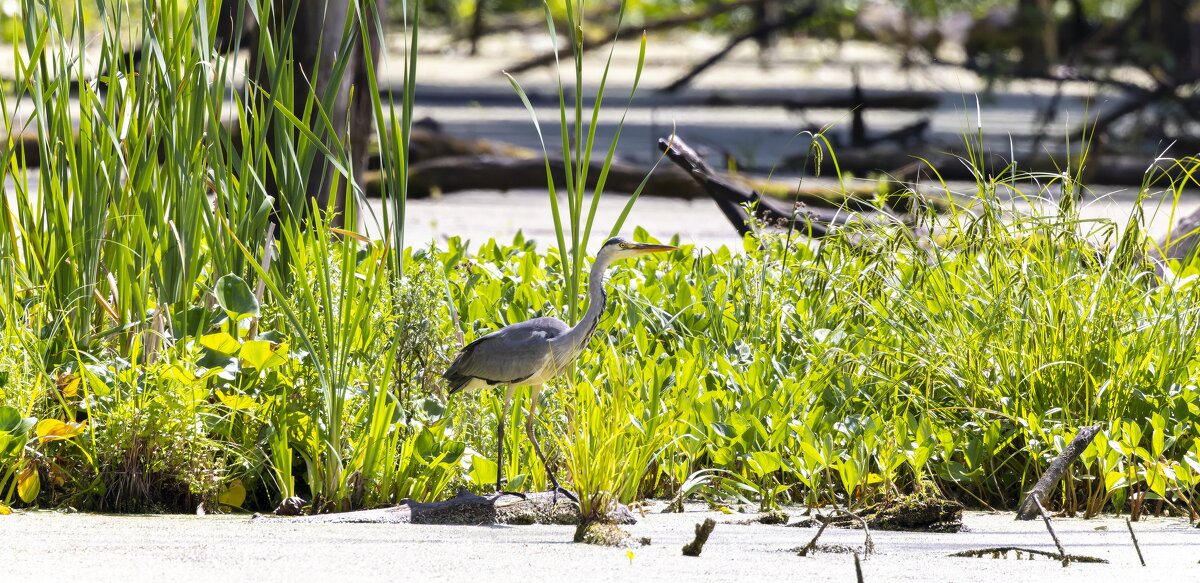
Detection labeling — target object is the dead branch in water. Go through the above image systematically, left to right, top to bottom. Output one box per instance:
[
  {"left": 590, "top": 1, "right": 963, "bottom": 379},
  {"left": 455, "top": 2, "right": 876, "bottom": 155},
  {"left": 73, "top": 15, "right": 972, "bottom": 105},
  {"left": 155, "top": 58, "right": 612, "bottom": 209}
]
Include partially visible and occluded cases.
[{"left": 1016, "top": 425, "right": 1102, "bottom": 521}]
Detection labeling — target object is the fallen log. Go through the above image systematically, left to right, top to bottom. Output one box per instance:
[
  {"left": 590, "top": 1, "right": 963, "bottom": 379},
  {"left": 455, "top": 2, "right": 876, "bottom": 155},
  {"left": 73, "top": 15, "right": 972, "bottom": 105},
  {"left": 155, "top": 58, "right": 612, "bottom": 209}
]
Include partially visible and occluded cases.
[
  {"left": 694, "top": 90, "right": 939, "bottom": 111},
  {"left": 658, "top": 134, "right": 897, "bottom": 238},
  {"left": 659, "top": 134, "right": 814, "bottom": 237},
  {"left": 393, "top": 149, "right": 889, "bottom": 207},
  {"left": 403, "top": 154, "right": 700, "bottom": 199},
  {"left": 1015, "top": 425, "right": 1102, "bottom": 521},
  {"left": 254, "top": 488, "right": 636, "bottom": 526}
]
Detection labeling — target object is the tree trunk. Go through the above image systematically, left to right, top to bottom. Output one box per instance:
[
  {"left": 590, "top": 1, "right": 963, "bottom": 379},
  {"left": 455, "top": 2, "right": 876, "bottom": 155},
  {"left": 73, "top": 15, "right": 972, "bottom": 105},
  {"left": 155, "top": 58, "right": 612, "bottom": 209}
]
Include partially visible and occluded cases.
[
  {"left": 251, "top": 0, "right": 384, "bottom": 230},
  {"left": 1014, "top": 0, "right": 1056, "bottom": 76}
]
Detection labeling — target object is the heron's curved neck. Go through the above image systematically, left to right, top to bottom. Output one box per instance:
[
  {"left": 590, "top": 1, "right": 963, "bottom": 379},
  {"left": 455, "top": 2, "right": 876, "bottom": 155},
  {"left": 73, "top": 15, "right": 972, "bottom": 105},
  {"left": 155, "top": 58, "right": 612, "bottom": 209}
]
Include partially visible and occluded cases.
[{"left": 561, "top": 255, "right": 613, "bottom": 351}]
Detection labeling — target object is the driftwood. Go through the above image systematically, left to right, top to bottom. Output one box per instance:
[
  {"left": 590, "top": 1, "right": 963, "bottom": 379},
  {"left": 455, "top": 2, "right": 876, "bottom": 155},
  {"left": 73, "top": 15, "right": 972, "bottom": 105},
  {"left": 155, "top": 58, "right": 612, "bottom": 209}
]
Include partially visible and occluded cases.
[
  {"left": 696, "top": 91, "right": 938, "bottom": 112},
  {"left": 405, "top": 121, "right": 536, "bottom": 164},
  {"left": 391, "top": 127, "right": 887, "bottom": 207},
  {"left": 659, "top": 134, "right": 821, "bottom": 237},
  {"left": 658, "top": 135, "right": 898, "bottom": 238},
  {"left": 402, "top": 154, "right": 699, "bottom": 199},
  {"left": 1015, "top": 424, "right": 1102, "bottom": 520},
  {"left": 254, "top": 488, "right": 636, "bottom": 526},
  {"left": 798, "top": 495, "right": 963, "bottom": 532},
  {"left": 681, "top": 518, "right": 716, "bottom": 556},
  {"left": 950, "top": 547, "right": 1108, "bottom": 563}
]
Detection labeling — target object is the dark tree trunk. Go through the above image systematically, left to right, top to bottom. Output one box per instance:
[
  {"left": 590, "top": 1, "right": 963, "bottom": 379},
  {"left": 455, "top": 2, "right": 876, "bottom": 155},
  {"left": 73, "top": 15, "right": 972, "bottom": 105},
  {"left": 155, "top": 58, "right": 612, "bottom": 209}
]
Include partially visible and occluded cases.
[
  {"left": 250, "top": 0, "right": 385, "bottom": 230},
  {"left": 469, "top": 0, "right": 487, "bottom": 56},
  {"left": 1014, "top": 0, "right": 1056, "bottom": 76}
]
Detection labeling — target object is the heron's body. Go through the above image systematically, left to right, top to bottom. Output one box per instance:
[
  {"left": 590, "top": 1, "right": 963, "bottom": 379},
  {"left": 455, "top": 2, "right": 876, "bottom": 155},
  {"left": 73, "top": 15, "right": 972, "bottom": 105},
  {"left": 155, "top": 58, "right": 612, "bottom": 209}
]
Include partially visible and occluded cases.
[{"left": 443, "top": 237, "right": 675, "bottom": 494}]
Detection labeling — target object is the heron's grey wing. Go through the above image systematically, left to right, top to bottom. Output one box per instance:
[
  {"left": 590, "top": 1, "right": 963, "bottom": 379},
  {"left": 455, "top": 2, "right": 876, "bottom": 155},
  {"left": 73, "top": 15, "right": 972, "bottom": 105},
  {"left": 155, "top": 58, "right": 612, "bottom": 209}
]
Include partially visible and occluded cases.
[{"left": 444, "top": 317, "right": 569, "bottom": 388}]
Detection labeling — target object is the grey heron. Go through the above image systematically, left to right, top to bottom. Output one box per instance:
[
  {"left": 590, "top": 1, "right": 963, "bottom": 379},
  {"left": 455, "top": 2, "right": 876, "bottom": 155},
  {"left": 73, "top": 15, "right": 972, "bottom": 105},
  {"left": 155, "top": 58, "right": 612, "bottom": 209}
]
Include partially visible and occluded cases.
[{"left": 443, "top": 236, "right": 678, "bottom": 494}]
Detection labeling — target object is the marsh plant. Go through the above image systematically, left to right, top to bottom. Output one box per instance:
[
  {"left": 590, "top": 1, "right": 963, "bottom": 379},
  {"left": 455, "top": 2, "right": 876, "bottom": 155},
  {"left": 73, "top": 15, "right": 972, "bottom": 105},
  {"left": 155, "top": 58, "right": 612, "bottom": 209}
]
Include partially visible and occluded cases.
[{"left": 0, "top": 0, "right": 1197, "bottom": 524}]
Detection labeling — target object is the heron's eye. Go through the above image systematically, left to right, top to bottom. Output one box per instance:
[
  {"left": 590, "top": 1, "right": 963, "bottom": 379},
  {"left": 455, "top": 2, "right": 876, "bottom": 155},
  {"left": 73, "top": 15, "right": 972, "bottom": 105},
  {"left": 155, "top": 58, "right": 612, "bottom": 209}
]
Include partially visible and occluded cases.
[{"left": 619, "top": 243, "right": 627, "bottom": 248}]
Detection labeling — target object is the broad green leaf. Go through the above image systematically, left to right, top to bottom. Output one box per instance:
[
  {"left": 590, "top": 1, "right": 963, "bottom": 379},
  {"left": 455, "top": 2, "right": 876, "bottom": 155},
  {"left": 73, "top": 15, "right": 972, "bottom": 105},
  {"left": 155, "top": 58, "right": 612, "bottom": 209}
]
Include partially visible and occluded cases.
[
  {"left": 215, "top": 274, "right": 259, "bottom": 319},
  {"left": 200, "top": 332, "right": 241, "bottom": 355},
  {"left": 240, "top": 340, "right": 289, "bottom": 369},
  {"left": 166, "top": 364, "right": 199, "bottom": 385},
  {"left": 56, "top": 374, "right": 80, "bottom": 398},
  {"left": 217, "top": 390, "right": 258, "bottom": 412},
  {"left": 420, "top": 398, "right": 446, "bottom": 420},
  {"left": 0, "top": 406, "right": 24, "bottom": 432},
  {"left": 34, "top": 419, "right": 86, "bottom": 441},
  {"left": 710, "top": 422, "right": 736, "bottom": 440},
  {"left": 415, "top": 428, "right": 437, "bottom": 462},
  {"left": 0, "top": 435, "right": 18, "bottom": 458},
  {"left": 430, "top": 441, "right": 466, "bottom": 468},
  {"left": 799, "top": 442, "right": 826, "bottom": 466},
  {"left": 908, "top": 445, "right": 934, "bottom": 469},
  {"left": 748, "top": 451, "right": 781, "bottom": 475},
  {"left": 469, "top": 455, "right": 498, "bottom": 486},
  {"left": 17, "top": 463, "right": 39, "bottom": 503},
  {"left": 1145, "top": 465, "right": 1168, "bottom": 498},
  {"left": 1105, "top": 471, "right": 1130, "bottom": 492},
  {"left": 219, "top": 479, "right": 247, "bottom": 508},
  {"left": 0, "top": 502, "right": 11, "bottom": 515}
]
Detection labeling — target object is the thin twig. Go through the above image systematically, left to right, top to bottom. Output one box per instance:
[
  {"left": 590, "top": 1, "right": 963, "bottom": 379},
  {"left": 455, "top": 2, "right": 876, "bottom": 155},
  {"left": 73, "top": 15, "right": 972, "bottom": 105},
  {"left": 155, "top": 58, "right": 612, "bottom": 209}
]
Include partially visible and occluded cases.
[
  {"left": 1032, "top": 496, "right": 1069, "bottom": 567},
  {"left": 797, "top": 509, "right": 875, "bottom": 557},
  {"left": 835, "top": 509, "right": 875, "bottom": 556},
  {"left": 797, "top": 518, "right": 830, "bottom": 556},
  {"left": 1125, "top": 518, "right": 1146, "bottom": 566}
]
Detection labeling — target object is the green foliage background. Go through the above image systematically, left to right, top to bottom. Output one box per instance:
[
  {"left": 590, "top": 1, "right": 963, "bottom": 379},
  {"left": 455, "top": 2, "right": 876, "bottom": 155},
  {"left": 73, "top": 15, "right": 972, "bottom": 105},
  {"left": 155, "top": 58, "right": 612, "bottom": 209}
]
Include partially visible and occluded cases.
[{"left": 0, "top": 0, "right": 1196, "bottom": 520}]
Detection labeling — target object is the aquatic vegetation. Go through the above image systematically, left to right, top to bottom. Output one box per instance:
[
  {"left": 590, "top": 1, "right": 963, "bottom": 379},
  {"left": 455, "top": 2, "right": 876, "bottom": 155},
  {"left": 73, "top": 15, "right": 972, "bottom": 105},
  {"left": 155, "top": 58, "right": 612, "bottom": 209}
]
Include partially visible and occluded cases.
[{"left": 0, "top": 0, "right": 1197, "bottom": 521}]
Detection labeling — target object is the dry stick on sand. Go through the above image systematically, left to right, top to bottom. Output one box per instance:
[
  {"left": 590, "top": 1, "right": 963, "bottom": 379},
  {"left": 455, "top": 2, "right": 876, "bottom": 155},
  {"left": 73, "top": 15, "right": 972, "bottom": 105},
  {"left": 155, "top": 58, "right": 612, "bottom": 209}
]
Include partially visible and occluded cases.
[
  {"left": 1016, "top": 424, "right": 1103, "bottom": 520},
  {"left": 1032, "top": 497, "right": 1069, "bottom": 568},
  {"left": 797, "top": 509, "right": 875, "bottom": 557},
  {"left": 682, "top": 518, "right": 716, "bottom": 556},
  {"left": 797, "top": 518, "right": 830, "bottom": 557},
  {"left": 1125, "top": 518, "right": 1147, "bottom": 566}
]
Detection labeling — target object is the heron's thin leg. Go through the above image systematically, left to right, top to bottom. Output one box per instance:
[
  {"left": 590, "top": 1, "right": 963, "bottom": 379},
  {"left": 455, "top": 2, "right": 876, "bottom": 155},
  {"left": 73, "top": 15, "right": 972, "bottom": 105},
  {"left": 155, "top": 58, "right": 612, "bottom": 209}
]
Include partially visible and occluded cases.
[
  {"left": 497, "top": 383, "right": 517, "bottom": 493},
  {"left": 525, "top": 385, "right": 577, "bottom": 503}
]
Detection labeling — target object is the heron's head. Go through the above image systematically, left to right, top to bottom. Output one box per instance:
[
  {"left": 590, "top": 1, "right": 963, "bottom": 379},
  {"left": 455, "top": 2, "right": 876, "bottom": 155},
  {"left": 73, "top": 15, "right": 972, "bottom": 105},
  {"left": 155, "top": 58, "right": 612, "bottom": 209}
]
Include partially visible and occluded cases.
[{"left": 598, "top": 236, "right": 678, "bottom": 262}]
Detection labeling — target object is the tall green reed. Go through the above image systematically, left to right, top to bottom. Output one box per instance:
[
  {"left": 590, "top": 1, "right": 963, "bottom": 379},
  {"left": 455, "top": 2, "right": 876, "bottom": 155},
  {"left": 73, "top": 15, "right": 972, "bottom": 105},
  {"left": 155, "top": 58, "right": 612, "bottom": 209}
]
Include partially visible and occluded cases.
[
  {"left": 0, "top": 0, "right": 434, "bottom": 511},
  {"left": 506, "top": 0, "right": 647, "bottom": 319}
]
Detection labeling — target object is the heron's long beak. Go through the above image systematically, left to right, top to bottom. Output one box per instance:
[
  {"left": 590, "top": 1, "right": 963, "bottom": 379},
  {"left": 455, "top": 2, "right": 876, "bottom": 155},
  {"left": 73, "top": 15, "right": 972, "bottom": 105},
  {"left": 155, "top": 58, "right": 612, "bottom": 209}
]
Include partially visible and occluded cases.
[{"left": 629, "top": 242, "right": 678, "bottom": 255}]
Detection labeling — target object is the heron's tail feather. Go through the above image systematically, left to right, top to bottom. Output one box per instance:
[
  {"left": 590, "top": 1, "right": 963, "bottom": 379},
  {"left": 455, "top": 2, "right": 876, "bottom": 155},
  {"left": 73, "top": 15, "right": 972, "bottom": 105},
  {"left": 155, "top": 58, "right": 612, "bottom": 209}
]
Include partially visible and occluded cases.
[{"left": 445, "top": 373, "right": 473, "bottom": 395}]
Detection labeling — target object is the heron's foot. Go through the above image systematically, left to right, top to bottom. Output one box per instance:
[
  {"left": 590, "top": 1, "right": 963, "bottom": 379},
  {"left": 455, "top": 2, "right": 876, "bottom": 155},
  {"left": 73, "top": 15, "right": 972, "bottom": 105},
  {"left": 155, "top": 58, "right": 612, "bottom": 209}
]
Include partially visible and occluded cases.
[{"left": 495, "top": 489, "right": 527, "bottom": 500}]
